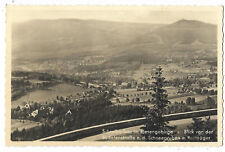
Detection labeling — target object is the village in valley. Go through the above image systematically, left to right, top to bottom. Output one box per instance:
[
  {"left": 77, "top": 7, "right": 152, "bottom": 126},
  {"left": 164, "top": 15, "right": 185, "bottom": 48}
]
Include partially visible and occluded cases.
[{"left": 11, "top": 55, "right": 217, "bottom": 141}]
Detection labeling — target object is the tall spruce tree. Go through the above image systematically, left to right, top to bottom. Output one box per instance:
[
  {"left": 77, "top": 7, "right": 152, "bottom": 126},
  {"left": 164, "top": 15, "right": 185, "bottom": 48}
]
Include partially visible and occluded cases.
[{"left": 141, "top": 66, "right": 175, "bottom": 141}]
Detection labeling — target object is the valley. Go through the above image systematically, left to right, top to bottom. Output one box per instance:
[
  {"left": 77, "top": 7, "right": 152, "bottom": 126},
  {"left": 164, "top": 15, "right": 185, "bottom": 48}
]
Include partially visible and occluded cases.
[{"left": 10, "top": 18, "right": 218, "bottom": 142}]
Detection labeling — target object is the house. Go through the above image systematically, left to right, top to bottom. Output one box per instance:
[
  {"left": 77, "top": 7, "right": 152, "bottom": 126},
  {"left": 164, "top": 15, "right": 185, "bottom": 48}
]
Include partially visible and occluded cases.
[
  {"left": 166, "top": 58, "right": 173, "bottom": 63},
  {"left": 80, "top": 81, "right": 86, "bottom": 85},
  {"left": 121, "top": 82, "right": 128, "bottom": 88},
  {"left": 121, "top": 82, "right": 128, "bottom": 86},
  {"left": 88, "top": 83, "right": 100, "bottom": 88},
  {"left": 112, "top": 83, "right": 117, "bottom": 87},
  {"left": 24, "top": 103, "right": 30, "bottom": 109},
  {"left": 40, "top": 106, "right": 45, "bottom": 110},
  {"left": 48, "top": 107, "right": 54, "bottom": 114},
  {"left": 31, "top": 110, "right": 38, "bottom": 117},
  {"left": 66, "top": 110, "right": 72, "bottom": 116}
]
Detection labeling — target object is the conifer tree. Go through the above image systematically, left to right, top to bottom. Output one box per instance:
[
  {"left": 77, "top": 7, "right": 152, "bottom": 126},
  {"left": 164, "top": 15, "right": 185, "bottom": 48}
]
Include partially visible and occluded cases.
[
  {"left": 141, "top": 66, "right": 175, "bottom": 141},
  {"left": 185, "top": 116, "right": 217, "bottom": 141}
]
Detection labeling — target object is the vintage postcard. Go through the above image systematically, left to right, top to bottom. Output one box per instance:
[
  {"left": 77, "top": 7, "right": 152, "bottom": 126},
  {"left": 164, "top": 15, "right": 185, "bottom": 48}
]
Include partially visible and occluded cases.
[{"left": 5, "top": 6, "right": 223, "bottom": 146}]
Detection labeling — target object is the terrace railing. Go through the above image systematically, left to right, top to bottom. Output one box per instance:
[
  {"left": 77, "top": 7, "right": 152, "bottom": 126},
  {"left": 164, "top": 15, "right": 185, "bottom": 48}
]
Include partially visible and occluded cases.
[{"left": 36, "top": 108, "right": 217, "bottom": 141}]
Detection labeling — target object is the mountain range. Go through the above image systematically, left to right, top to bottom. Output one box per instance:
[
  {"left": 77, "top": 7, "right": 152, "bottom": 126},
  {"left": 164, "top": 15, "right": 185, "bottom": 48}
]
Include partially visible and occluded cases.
[{"left": 12, "top": 19, "right": 217, "bottom": 70}]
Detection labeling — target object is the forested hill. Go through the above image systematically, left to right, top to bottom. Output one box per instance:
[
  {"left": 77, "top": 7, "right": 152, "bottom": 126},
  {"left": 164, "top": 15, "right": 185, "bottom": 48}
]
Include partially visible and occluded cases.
[{"left": 12, "top": 19, "right": 217, "bottom": 68}]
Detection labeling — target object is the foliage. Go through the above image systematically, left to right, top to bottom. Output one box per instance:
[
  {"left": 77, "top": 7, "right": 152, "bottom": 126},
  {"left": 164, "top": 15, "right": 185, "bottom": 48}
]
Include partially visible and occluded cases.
[
  {"left": 141, "top": 66, "right": 176, "bottom": 141},
  {"left": 11, "top": 93, "right": 145, "bottom": 141},
  {"left": 186, "top": 97, "right": 195, "bottom": 105},
  {"left": 185, "top": 116, "right": 217, "bottom": 142}
]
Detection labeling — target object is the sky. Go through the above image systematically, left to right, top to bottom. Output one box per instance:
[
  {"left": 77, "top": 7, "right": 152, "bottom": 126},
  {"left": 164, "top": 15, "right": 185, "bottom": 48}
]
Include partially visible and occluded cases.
[{"left": 7, "top": 6, "right": 221, "bottom": 24}]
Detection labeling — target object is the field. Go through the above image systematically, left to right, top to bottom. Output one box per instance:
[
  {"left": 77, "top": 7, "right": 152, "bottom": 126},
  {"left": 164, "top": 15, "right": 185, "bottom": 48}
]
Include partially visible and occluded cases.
[
  {"left": 132, "top": 62, "right": 212, "bottom": 81},
  {"left": 132, "top": 64, "right": 154, "bottom": 81},
  {"left": 12, "top": 83, "right": 87, "bottom": 108},
  {"left": 113, "top": 87, "right": 216, "bottom": 110},
  {"left": 115, "top": 87, "right": 185, "bottom": 103},
  {"left": 116, "top": 87, "right": 178, "bottom": 97},
  {"left": 114, "top": 88, "right": 153, "bottom": 104},
  {"left": 115, "top": 88, "right": 151, "bottom": 95},
  {"left": 113, "top": 102, "right": 154, "bottom": 108},
  {"left": 11, "top": 119, "right": 42, "bottom": 133}
]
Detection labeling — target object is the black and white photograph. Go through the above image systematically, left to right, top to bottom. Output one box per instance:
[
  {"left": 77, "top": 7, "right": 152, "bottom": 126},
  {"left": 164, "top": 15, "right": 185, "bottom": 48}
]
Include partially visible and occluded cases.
[{"left": 5, "top": 6, "right": 223, "bottom": 146}]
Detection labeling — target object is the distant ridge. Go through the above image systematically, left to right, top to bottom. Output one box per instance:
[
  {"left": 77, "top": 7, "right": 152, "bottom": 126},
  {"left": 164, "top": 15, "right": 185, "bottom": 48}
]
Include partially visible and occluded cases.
[
  {"left": 12, "top": 18, "right": 217, "bottom": 68},
  {"left": 171, "top": 19, "right": 216, "bottom": 28}
]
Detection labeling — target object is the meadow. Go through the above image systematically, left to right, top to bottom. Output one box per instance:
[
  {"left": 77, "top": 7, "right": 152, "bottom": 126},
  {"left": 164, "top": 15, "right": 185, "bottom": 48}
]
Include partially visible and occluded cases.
[{"left": 11, "top": 119, "right": 42, "bottom": 133}]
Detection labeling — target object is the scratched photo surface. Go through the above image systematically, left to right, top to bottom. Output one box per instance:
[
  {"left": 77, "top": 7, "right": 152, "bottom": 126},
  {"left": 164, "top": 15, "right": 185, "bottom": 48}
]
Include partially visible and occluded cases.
[{"left": 6, "top": 6, "right": 223, "bottom": 145}]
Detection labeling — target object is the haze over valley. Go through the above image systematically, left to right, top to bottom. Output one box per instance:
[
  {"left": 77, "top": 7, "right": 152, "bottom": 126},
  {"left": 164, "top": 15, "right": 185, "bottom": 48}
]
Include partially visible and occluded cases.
[{"left": 12, "top": 19, "right": 217, "bottom": 73}]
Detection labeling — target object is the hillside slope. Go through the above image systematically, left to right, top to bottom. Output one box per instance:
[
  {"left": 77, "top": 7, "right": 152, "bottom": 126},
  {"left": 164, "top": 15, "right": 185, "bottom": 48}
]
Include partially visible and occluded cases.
[{"left": 12, "top": 19, "right": 217, "bottom": 71}]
